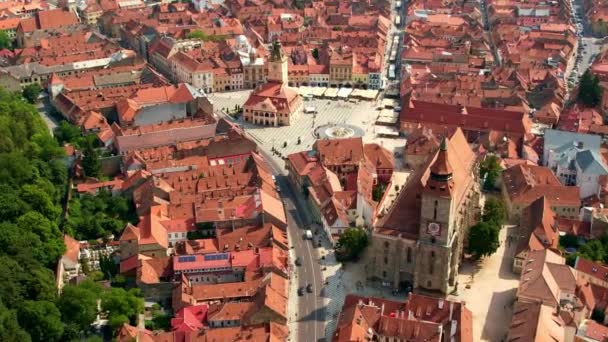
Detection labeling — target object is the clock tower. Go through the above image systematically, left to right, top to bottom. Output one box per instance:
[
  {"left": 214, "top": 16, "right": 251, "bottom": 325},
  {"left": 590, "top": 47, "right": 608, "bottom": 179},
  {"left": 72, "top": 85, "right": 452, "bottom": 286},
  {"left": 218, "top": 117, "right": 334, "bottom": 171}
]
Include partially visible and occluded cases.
[
  {"left": 267, "top": 40, "right": 289, "bottom": 84},
  {"left": 415, "top": 136, "right": 457, "bottom": 293},
  {"left": 419, "top": 136, "right": 455, "bottom": 245}
]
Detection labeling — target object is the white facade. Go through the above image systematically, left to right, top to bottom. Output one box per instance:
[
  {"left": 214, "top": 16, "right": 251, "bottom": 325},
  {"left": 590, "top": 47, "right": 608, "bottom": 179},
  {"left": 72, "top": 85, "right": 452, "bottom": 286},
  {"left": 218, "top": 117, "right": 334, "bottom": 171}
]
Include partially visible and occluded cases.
[
  {"left": 309, "top": 73, "right": 329, "bottom": 86},
  {"left": 546, "top": 146, "right": 608, "bottom": 199}
]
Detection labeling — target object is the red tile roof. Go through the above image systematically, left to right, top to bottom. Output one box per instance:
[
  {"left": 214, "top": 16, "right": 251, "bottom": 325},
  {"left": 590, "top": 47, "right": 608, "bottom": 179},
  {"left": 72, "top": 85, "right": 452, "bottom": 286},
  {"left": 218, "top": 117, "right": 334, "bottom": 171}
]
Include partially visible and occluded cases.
[
  {"left": 18, "top": 9, "right": 79, "bottom": 33},
  {"left": 243, "top": 82, "right": 301, "bottom": 115},
  {"left": 401, "top": 100, "right": 531, "bottom": 137},
  {"left": 315, "top": 137, "right": 365, "bottom": 167},
  {"left": 502, "top": 164, "right": 580, "bottom": 208},
  {"left": 63, "top": 235, "right": 80, "bottom": 264},
  {"left": 575, "top": 257, "right": 608, "bottom": 283},
  {"left": 171, "top": 304, "right": 208, "bottom": 332}
]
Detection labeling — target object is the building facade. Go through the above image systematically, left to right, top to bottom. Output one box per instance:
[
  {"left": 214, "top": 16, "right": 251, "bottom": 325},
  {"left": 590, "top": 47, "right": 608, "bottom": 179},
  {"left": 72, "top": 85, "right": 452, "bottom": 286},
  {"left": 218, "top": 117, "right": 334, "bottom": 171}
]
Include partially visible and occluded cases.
[
  {"left": 243, "top": 40, "right": 302, "bottom": 126},
  {"left": 367, "top": 129, "right": 481, "bottom": 294}
]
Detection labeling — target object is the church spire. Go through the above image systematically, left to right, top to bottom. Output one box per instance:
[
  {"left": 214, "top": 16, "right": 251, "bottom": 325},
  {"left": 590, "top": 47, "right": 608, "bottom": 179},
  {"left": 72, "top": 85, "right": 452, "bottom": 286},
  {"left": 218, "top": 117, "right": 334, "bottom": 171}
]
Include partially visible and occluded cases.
[{"left": 430, "top": 136, "right": 453, "bottom": 182}]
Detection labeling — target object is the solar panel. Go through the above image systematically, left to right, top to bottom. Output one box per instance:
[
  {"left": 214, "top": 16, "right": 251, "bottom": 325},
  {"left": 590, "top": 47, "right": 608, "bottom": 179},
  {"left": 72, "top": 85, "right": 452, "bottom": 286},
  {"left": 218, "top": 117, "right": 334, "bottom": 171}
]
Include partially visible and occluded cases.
[
  {"left": 204, "top": 253, "right": 229, "bottom": 261},
  {"left": 177, "top": 255, "right": 196, "bottom": 263}
]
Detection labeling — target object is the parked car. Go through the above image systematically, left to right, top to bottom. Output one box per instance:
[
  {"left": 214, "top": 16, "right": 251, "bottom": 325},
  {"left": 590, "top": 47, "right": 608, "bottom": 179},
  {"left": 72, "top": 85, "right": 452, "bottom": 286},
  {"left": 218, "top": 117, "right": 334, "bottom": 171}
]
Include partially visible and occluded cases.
[
  {"left": 295, "top": 257, "right": 302, "bottom": 266},
  {"left": 306, "top": 284, "right": 313, "bottom": 293},
  {"left": 298, "top": 287, "right": 304, "bottom": 296}
]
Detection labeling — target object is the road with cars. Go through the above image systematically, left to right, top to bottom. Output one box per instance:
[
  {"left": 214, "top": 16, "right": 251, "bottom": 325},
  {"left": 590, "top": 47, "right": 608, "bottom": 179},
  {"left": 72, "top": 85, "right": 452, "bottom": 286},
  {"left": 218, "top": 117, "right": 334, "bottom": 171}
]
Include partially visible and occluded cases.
[
  {"left": 567, "top": 0, "right": 602, "bottom": 90},
  {"left": 260, "top": 149, "right": 327, "bottom": 342}
]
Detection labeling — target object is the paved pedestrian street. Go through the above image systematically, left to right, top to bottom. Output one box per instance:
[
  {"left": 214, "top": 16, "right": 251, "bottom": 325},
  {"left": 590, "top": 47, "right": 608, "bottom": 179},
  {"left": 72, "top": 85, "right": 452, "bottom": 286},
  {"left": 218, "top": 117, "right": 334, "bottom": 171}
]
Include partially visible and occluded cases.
[{"left": 209, "top": 90, "right": 406, "bottom": 170}]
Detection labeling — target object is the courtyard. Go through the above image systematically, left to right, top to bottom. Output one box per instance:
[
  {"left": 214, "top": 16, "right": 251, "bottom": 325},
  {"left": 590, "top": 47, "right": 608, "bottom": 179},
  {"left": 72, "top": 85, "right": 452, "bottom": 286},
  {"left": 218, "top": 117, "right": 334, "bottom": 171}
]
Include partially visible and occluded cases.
[
  {"left": 208, "top": 90, "right": 406, "bottom": 169},
  {"left": 448, "top": 224, "right": 521, "bottom": 342}
]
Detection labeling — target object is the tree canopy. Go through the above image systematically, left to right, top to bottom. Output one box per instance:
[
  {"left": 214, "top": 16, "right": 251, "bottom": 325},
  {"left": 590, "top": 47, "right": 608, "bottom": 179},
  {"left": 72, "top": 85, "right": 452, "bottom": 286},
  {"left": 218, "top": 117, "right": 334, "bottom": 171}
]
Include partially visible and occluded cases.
[
  {"left": 0, "top": 30, "right": 12, "bottom": 50},
  {"left": 579, "top": 70, "right": 603, "bottom": 107},
  {"left": 22, "top": 84, "right": 42, "bottom": 104},
  {"left": 0, "top": 88, "right": 69, "bottom": 341},
  {"left": 82, "top": 140, "right": 101, "bottom": 178},
  {"left": 479, "top": 155, "right": 501, "bottom": 191},
  {"left": 65, "top": 189, "right": 137, "bottom": 241},
  {"left": 467, "top": 197, "right": 505, "bottom": 259},
  {"left": 481, "top": 197, "right": 506, "bottom": 224},
  {"left": 467, "top": 221, "right": 500, "bottom": 260},
  {"left": 336, "top": 227, "right": 369, "bottom": 261},
  {"left": 101, "top": 287, "right": 144, "bottom": 329}
]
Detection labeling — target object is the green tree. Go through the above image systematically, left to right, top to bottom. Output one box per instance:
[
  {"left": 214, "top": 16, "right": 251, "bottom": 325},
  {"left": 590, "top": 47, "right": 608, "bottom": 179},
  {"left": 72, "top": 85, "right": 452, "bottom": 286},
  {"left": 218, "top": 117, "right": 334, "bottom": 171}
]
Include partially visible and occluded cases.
[
  {"left": 0, "top": 30, "right": 12, "bottom": 50},
  {"left": 312, "top": 48, "right": 319, "bottom": 59},
  {"left": 579, "top": 70, "right": 603, "bottom": 107},
  {"left": 22, "top": 84, "right": 42, "bottom": 104},
  {"left": 0, "top": 88, "right": 69, "bottom": 340},
  {"left": 55, "top": 121, "right": 83, "bottom": 146},
  {"left": 82, "top": 141, "right": 101, "bottom": 178},
  {"left": 480, "top": 155, "right": 501, "bottom": 190},
  {"left": 372, "top": 182, "right": 387, "bottom": 202},
  {"left": 20, "top": 184, "right": 61, "bottom": 221},
  {"left": 0, "top": 185, "right": 29, "bottom": 220},
  {"left": 482, "top": 197, "right": 506, "bottom": 224},
  {"left": 467, "top": 221, "right": 500, "bottom": 259},
  {"left": 336, "top": 228, "right": 369, "bottom": 261},
  {"left": 559, "top": 234, "right": 579, "bottom": 249},
  {"left": 578, "top": 239, "right": 606, "bottom": 262},
  {"left": 57, "top": 282, "right": 101, "bottom": 333},
  {"left": 101, "top": 287, "right": 144, "bottom": 329},
  {"left": 17, "top": 300, "right": 64, "bottom": 342},
  {"left": 0, "top": 302, "right": 31, "bottom": 342}
]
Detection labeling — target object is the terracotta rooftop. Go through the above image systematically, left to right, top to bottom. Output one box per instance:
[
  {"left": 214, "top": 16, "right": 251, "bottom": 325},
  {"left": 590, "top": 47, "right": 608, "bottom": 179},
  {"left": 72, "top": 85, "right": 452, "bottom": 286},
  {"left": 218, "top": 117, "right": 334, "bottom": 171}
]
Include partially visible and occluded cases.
[
  {"left": 375, "top": 128, "right": 475, "bottom": 238},
  {"left": 315, "top": 137, "right": 365, "bottom": 167},
  {"left": 502, "top": 164, "right": 581, "bottom": 208}
]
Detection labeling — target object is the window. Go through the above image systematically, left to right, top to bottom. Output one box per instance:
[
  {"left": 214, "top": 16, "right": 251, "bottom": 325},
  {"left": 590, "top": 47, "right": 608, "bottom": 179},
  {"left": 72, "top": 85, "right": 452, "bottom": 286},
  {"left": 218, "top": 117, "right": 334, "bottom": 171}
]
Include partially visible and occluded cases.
[
  {"left": 433, "top": 200, "right": 438, "bottom": 220},
  {"left": 384, "top": 241, "right": 390, "bottom": 249},
  {"left": 407, "top": 247, "right": 412, "bottom": 263},
  {"left": 384, "top": 256, "right": 388, "bottom": 265},
  {"left": 383, "top": 271, "right": 387, "bottom": 278},
  {"left": 427, "top": 280, "right": 432, "bottom": 288}
]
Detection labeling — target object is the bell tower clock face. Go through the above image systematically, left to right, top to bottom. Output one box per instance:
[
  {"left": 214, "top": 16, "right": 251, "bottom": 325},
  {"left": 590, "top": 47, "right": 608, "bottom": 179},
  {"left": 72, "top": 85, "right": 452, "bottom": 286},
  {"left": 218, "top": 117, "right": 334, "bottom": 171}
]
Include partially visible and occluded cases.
[{"left": 427, "top": 222, "right": 441, "bottom": 236}]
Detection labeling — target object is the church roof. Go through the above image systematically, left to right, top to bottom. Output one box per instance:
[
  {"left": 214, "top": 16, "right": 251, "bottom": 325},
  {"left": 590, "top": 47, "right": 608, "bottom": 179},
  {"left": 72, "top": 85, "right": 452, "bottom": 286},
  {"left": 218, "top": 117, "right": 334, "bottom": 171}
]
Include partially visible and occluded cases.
[
  {"left": 375, "top": 128, "right": 475, "bottom": 238},
  {"left": 430, "top": 137, "right": 453, "bottom": 179}
]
